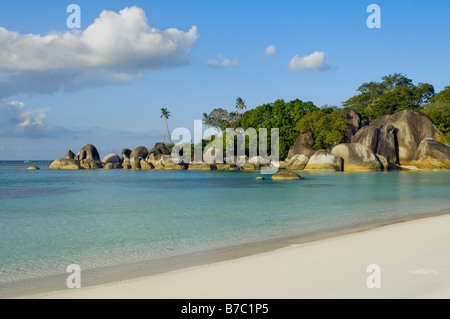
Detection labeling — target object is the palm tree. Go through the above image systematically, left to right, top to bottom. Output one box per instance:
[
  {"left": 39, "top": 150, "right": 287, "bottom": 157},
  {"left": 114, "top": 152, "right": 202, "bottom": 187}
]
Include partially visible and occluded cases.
[
  {"left": 235, "top": 97, "right": 246, "bottom": 114},
  {"left": 160, "top": 108, "right": 172, "bottom": 144}
]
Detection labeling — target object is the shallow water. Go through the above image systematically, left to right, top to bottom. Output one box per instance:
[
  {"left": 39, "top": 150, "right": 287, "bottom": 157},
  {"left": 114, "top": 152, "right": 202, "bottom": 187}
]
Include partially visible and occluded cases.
[{"left": 0, "top": 161, "right": 449, "bottom": 286}]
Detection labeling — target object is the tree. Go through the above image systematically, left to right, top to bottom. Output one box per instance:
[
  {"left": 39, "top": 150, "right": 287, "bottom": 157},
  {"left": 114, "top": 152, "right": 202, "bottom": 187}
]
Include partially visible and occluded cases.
[
  {"left": 343, "top": 73, "right": 435, "bottom": 124},
  {"left": 422, "top": 86, "right": 450, "bottom": 143},
  {"left": 235, "top": 97, "right": 246, "bottom": 113},
  {"left": 160, "top": 108, "right": 172, "bottom": 144},
  {"left": 295, "top": 108, "right": 349, "bottom": 150}
]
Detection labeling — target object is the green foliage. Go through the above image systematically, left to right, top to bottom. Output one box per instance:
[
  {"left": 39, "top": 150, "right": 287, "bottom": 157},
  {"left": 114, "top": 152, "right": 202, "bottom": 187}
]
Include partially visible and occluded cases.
[
  {"left": 343, "top": 73, "right": 435, "bottom": 124},
  {"left": 422, "top": 86, "right": 450, "bottom": 136},
  {"left": 202, "top": 99, "right": 317, "bottom": 159},
  {"left": 240, "top": 99, "right": 318, "bottom": 159},
  {"left": 295, "top": 109, "right": 349, "bottom": 150}
]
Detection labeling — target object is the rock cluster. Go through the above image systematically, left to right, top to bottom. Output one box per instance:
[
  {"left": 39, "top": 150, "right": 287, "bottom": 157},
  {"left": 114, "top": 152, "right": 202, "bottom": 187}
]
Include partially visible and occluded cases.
[{"left": 49, "top": 110, "right": 449, "bottom": 172}]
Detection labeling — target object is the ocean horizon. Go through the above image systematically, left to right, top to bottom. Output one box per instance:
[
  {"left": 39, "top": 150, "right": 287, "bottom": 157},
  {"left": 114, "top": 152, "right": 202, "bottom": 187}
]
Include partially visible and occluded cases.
[{"left": 1, "top": 160, "right": 449, "bottom": 297}]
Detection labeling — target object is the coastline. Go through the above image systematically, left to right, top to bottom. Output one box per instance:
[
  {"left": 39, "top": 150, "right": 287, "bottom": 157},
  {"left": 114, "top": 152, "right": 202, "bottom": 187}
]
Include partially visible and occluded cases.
[{"left": 14, "top": 210, "right": 450, "bottom": 299}]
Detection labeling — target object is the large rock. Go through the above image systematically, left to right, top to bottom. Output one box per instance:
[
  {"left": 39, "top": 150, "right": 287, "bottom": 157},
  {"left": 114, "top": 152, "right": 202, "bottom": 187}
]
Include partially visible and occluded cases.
[
  {"left": 343, "top": 108, "right": 362, "bottom": 143},
  {"left": 369, "top": 110, "right": 441, "bottom": 164},
  {"left": 352, "top": 125, "right": 398, "bottom": 164},
  {"left": 352, "top": 127, "right": 379, "bottom": 152},
  {"left": 297, "top": 132, "right": 315, "bottom": 147},
  {"left": 413, "top": 138, "right": 450, "bottom": 168},
  {"left": 287, "top": 142, "right": 316, "bottom": 160},
  {"left": 148, "top": 143, "right": 170, "bottom": 156},
  {"left": 332, "top": 143, "right": 382, "bottom": 171},
  {"left": 77, "top": 144, "right": 101, "bottom": 162},
  {"left": 130, "top": 146, "right": 149, "bottom": 160},
  {"left": 203, "top": 147, "right": 224, "bottom": 164},
  {"left": 122, "top": 149, "right": 132, "bottom": 160},
  {"left": 65, "top": 150, "right": 76, "bottom": 160},
  {"left": 304, "top": 150, "right": 343, "bottom": 171},
  {"left": 102, "top": 153, "right": 121, "bottom": 164},
  {"left": 285, "top": 154, "right": 309, "bottom": 170},
  {"left": 156, "top": 155, "right": 187, "bottom": 170},
  {"left": 130, "top": 157, "right": 142, "bottom": 169},
  {"left": 50, "top": 158, "right": 83, "bottom": 170},
  {"left": 80, "top": 159, "right": 102, "bottom": 169},
  {"left": 140, "top": 159, "right": 154, "bottom": 170},
  {"left": 271, "top": 171, "right": 303, "bottom": 180}
]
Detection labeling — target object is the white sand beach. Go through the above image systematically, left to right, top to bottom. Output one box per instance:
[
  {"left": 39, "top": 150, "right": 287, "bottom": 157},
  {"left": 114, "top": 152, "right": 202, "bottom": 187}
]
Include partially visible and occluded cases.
[{"left": 32, "top": 214, "right": 450, "bottom": 299}]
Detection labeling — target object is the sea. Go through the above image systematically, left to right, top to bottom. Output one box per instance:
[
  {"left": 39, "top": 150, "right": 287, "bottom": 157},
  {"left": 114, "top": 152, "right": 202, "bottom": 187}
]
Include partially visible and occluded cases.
[{"left": 0, "top": 160, "right": 449, "bottom": 297}]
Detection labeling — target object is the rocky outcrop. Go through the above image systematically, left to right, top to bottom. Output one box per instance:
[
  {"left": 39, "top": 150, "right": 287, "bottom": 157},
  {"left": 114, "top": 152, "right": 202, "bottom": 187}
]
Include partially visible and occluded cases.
[
  {"left": 342, "top": 108, "right": 362, "bottom": 143},
  {"left": 369, "top": 110, "right": 441, "bottom": 164},
  {"left": 352, "top": 125, "right": 398, "bottom": 164},
  {"left": 412, "top": 138, "right": 450, "bottom": 168},
  {"left": 331, "top": 143, "right": 383, "bottom": 171},
  {"left": 77, "top": 144, "right": 101, "bottom": 162},
  {"left": 65, "top": 150, "right": 76, "bottom": 160},
  {"left": 304, "top": 150, "right": 343, "bottom": 171},
  {"left": 285, "top": 154, "right": 309, "bottom": 170},
  {"left": 50, "top": 158, "right": 83, "bottom": 170},
  {"left": 188, "top": 163, "right": 216, "bottom": 170},
  {"left": 27, "top": 166, "right": 40, "bottom": 170},
  {"left": 271, "top": 171, "right": 303, "bottom": 180}
]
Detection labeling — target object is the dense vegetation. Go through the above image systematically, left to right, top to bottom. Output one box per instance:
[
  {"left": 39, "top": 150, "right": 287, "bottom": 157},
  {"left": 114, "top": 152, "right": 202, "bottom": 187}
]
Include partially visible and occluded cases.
[{"left": 200, "top": 74, "right": 448, "bottom": 159}]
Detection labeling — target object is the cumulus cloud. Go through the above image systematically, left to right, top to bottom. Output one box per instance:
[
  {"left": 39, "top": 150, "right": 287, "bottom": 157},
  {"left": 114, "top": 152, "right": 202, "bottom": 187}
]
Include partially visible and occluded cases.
[
  {"left": 0, "top": 6, "right": 198, "bottom": 97},
  {"left": 264, "top": 45, "right": 276, "bottom": 56},
  {"left": 288, "top": 51, "right": 330, "bottom": 70},
  {"left": 206, "top": 55, "right": 239, "bottom": 68},
  {"left": 0, "top": 100, "right": 69, "bottom": 138}
]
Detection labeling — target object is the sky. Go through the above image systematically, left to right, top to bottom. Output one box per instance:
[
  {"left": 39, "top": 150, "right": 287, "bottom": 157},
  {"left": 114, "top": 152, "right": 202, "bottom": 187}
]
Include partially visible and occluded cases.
[{"left": 0, "top": 0, "right": 448, "bottom": 160}]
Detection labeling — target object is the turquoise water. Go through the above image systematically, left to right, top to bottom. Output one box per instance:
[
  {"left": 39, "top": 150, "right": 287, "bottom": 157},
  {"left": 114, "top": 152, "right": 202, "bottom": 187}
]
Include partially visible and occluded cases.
[{"left": 0, "top": 161, "right": 449, "bottom": 285}]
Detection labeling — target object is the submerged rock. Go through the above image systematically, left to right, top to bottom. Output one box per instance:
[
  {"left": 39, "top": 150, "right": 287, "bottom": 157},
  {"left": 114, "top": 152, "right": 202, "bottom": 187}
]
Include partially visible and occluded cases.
[{"left": 271, "top": 171, "right": 303, "bottom": 180}]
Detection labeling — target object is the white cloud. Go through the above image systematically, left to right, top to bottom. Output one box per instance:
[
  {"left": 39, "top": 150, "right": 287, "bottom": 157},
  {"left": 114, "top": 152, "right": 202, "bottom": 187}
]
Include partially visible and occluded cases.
[
  {"left": 0, "top": 6, "right": 198, "bottom": 97},
  {"left": 264, "top": 45, "right": 276, "bottom": 56},
  {"left": 288, "top": 51, "right": 329, "bottom": 70},
  {"left": 206, "top": 55, "right": 239, "bottom": 68},
  {"left": 0, "top": 100, "right": 69, "bottom": 138}
]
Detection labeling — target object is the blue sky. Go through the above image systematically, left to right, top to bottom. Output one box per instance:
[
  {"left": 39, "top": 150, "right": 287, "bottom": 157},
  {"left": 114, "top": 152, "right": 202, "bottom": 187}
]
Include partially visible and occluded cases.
[{"left": 0, "top": 0, "right": 448, "bottom": 160}]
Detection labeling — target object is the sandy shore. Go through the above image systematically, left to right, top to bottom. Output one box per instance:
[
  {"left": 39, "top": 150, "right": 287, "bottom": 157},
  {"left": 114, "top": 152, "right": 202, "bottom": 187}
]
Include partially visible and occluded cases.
[{"left": 28, "top": 214, "right": 450, "bottom": 299}]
